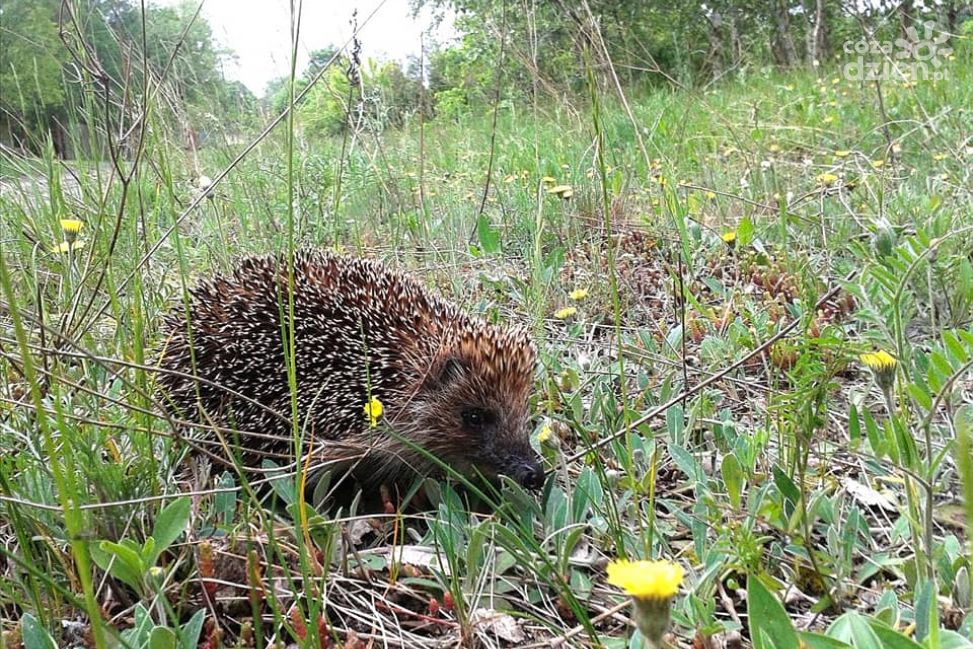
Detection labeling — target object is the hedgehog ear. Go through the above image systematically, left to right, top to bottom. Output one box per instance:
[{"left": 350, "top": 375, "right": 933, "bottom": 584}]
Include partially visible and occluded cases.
[{"left": 432, "top": 356, "right": 468, "bottom": 389}]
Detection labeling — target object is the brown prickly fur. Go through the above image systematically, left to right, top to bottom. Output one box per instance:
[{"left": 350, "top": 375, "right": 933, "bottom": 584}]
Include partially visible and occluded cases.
[{"left": 155, "top": 249, "right": 540, "bottom": 492}]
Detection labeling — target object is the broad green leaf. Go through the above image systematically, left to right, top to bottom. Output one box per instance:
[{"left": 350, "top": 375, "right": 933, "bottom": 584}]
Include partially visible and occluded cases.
[
  {"left": 475, "top": 213, "right": 500, "bottom": 254},
  {"left": 737, "top": 216, "right": 754, "bottom": 246},
  {"left": 942, "top": 331, "right": 969, "bottom": 364},
  {"left": 907, "top": 383, "right": 933, "bottom": 411},
  {"left": 848, "top": 404, "right": 861, "bottom": 444},
  {"left": 863, "top": 408, "right": 885, "bottom": 458},
  {"left": 892, "top": 418, "right": 918, "bottom": 470},
  {"left": 721, "top": 452, "right": 744, "bottom": 510},
  {"left": 263, "top": 461, "right": 295, "bottom": 505},
  {"left": 772, "top": 465, "right": 801, "bottom": 519},
  {"left": 215, "top": 471, "right": 237, "bottom": 524},
  {"left": 148, "top": 497, "right": 190, "bottom": 565},
  {"left": 141, "top": 536, "right": 155, "bottom": 563},
  {"left": 95, "top": 540, "right": 145, "bottom": 590},
  {"left": 747, "top": 573, "right": 800, "bottom": 649},
  {"left": 914, "top": 578, "right": 936, "bottom": 642},
  {"left": 121, "top": 604, "right": 154, "bottom": 645},
  {"left": 178, "top": 610, "right": 206, "bottom": 649},
  {"left": 828, "top": 612, "right": 883, "bottom": 649},
  {"left": 21, "top": 613, "right": 57, "bottom": 649},
  {"left": 866, "top": 619, "right": 924, "bottom": 649},
  {"left": 149, "top": 626, "right": 177, "bottom": 649},
  {"left": 938, "top": 630, "right": 973, "bottom": 648},
  {"left": 799, "top": 631, "right": 852, "bottom": 649}
]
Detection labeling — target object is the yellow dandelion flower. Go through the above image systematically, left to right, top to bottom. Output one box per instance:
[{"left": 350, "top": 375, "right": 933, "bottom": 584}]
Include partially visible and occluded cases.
[
  {"left": 834, "top": 150, "right": 851, "bottom": 158},
  {"left": 871, "top": 160, "right": 885, "bottom": 169},
  {"left": 816, "top": 172, "right": 839, "bottom": 186},
  {"left": 548, "top": 184, "right": 573, "bottom": 199},
  {"left": 704, "top": 191, "right": 716, "bottom": 200},
  {"left": 59, "top": 219, "right": 84, "bottom": 235},
  {"left": 720, "top": 230, "right": 737, "bottom": 245},
  {"left": 569, "top": 288, "right": 588, "bottom": 301},
  {"left": 554, "top": 306, "right": 577, "bottom": 320},
  {"left": 860, "top": 350, "right": 896, "bottom": 391},
  {"left": 860, "top": 350, "right": 896, "bottom": 372},
  {"left": 364, "top": 396, "right": 384, "bottom": 428},
  {"left": 537, "top": 424, "right": 553, "bottom": 444},
  {"left": 607, "top": 559, "right": 684, "bottom": 600},
  {"left": 607, "top": 559, "right": 684, "bottom": 648}
]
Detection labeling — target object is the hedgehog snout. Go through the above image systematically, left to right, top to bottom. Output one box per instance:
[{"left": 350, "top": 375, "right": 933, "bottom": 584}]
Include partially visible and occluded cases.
[
  {"left": 497, "top": 449, "right": 545, "bottom": 490},
  {"left": 514, "top": 460, "right": 546, "bottom": 490}
]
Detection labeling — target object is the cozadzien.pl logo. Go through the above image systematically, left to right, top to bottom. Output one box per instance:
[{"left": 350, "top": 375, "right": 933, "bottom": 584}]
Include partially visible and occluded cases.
[{"left": 843, "top": 22, "right": 952, "bottom": 82}]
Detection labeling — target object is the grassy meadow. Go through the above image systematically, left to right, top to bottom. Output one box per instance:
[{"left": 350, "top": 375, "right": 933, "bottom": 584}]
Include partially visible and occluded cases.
[{"left": 2, "top": 37, "right": 973, "bottom": 649}]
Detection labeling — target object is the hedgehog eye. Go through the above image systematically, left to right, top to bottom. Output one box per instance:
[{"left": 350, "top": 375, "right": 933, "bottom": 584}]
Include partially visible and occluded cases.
[{"left": 461, "top": 407, "right": 494, "bottom": 432}]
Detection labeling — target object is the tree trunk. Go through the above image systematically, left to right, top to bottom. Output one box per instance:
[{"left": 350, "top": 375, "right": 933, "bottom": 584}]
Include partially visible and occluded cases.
[
  {"left": 772, "top": 0, "right": 799, "bottom": 67},
  {"left": 809, "top": 0, "right": 830, "bottom": 65},
  {"left": 898, "top": 0, "right": 914, "bottom": 40},
  {"left": 946, "top": 1, "right": 959, "bottom": 34},
  {"left": 729, "top": 8, "right": 743, "bottom": 68},
  {"left": 705, "top": 10, "right": 725, "bottom": 80},
  {"left": 48, "top": 112, "right": 67, "bottom": 159}
]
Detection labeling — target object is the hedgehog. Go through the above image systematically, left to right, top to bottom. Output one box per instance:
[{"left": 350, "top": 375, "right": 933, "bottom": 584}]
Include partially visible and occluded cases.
[{"left": 155, "top": 249, "right": 544, "bottom": 493}]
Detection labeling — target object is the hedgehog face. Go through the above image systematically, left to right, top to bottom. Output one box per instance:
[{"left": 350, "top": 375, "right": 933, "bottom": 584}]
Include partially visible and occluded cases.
[{"left": 411, "top": 328, "right": 543, "bottom": 489}]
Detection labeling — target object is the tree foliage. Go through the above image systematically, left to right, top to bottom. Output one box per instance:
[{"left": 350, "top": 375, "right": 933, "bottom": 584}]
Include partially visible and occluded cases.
[{"left": 0, "top": 0, "right": 254, "bottom": 156}]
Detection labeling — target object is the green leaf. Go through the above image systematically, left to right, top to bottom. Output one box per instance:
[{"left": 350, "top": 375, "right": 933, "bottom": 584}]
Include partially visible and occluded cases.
[
  {"left": 475, "top": 214, "right": 501, "bottom": 254},
  {"left": 737, "top": 216, "right": 755, "bottom": 246},
  {"left": 942, "top": 331, "right": 969, "bottom": 364},
  {"left": 907, "top": 382, "right": 933, "bottom": 412},
  {"left": 848, "top": 404, "right": 861, "bottom": 445},
  {"left": 863, "top": 408, "right": 885, "bottom": 458},
  {"left": 891, "top": 418, "right": 918, "bottom": 470},
  {"left": 721, "top": 452, "right": 744, "bottom": 510},
  {"left": 262, "top": 460, "right": 295, "bottom": 505},
  {"left": 772, "top": 465, "right": 801, "bottom": 519},
  {"left": 215, "top": 471, "right": 237, "bottom": 525},
  {"left": 148, "top": 497, "right": 191, "bottom": 565},
  {"left": 95, "top": 540, "right": 146, "bottom": 590},
  {"left": 747, "top": 573, "right": 800, "bottom": 649},
  {"left": 914, "top": 578, "right": 936, "bottom": 642},
  {"left": 122, "top": 604, "right": 154, "bottom": 645},
  {"left": 178, "top": 610, "right": 206, "bottom": 649},
  {"left": 828, "top": 612, "right": 884, "bottom": 649},
  {"left": 21, "top": 613, "right": 57, "bottom": 649},
  {"left": 866, "top": 619, "right": 925, "bottom": 649},
  {"left": 149, "top": 627, "right": 177, "bottom": 649},
  {"left": 938, "top": 630, "right": 973, "bottom": 648},
  {"left": 798, "top": 631, "right": 852, "bottom": 649}
]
